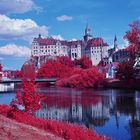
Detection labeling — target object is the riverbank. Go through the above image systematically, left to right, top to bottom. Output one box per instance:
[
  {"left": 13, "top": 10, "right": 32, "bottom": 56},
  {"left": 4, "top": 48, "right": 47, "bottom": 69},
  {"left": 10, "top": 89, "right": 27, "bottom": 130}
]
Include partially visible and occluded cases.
[
  {"left": 106, "top": 79, "right": 140, "bottom": 90},
  {"left": 0, "top": 105, "right": 109, "bottom": 140},
  {"left": 0, "top": 115, "right": 63, "bottom": 140}
]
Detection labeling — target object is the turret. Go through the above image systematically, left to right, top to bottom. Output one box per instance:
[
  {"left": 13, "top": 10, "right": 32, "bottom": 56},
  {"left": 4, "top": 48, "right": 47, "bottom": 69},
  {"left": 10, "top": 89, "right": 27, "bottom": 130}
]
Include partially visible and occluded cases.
[
  {"left": 83, "top": 23, "right": 92, "bottom": 43},
  {"left": 114, "top": 35, "right": 118, "bottom": 51}
]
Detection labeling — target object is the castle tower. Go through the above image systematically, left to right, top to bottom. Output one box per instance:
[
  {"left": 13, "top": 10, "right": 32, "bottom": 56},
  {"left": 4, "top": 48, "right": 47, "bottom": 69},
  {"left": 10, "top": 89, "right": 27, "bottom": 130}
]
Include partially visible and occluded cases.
[
  {"left": 83, "top": 23, "right": 92, "bottom": 43},
  {"left": 114, "top": 35, "right": 118, "bottom": 51}
]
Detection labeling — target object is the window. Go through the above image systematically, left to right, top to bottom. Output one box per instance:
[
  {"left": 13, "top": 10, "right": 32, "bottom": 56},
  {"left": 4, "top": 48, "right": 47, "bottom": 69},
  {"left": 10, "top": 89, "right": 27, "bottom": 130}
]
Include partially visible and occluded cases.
[{"left": 116, "top": 55, "right": 118, "bottom": 60}]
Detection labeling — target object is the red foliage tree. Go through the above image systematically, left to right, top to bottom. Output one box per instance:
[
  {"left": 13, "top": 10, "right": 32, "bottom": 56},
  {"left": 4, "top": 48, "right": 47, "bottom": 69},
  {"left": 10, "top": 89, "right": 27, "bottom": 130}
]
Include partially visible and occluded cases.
[
  {"left": 124, "top": 20, "right": 140, "bottom": 60},
  {"left": 74, "top": 55, "right": 92, "bottom": 69},
  {"left": 37, "top": 56, "right": 73, "bottom": 78},
  {"left": 57, "top": 56, "right": 74, "bottom": 67},
  {"left": 11, "top": 60, "right": 41, "bottom": 114},
  {"left": 21, "top": 61, "right": 36, "bottom": 80},
  {"left": 116, "top": 61, "right": 136, "bottom": 81},
  {"left": 0, "top": 63, "right": 2, "bottom": 79},
  {"left": 0, "top": 63, "right": 2, "bottom": 72},
  {"left": 57, "top": 67, "right": 105, "bottom": 88},
  {"left": 12, "top": 70, "right": 22, "bottom": 78},
  {"left": 12, "top": 80, "right": 41, "bottom": 114}
]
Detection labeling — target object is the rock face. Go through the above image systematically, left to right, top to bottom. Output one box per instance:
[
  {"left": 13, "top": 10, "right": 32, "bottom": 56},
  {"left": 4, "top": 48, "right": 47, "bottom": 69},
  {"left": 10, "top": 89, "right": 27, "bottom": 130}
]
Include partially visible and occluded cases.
[{"left": 0, "top": 115, "right": 64, "bottom": 140}]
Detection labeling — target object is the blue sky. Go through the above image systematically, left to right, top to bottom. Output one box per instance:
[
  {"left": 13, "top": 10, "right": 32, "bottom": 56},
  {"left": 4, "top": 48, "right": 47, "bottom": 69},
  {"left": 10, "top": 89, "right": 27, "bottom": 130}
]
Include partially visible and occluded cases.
[{"left": 0, "top": 0, "right": 139, "bottom": 70}]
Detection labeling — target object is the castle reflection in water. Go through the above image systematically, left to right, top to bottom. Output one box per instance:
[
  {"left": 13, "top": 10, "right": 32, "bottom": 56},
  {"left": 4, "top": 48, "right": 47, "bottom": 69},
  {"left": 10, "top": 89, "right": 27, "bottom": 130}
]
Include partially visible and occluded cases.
[{"left": 36, "top": 88, "right": 140, "bottom": 130}]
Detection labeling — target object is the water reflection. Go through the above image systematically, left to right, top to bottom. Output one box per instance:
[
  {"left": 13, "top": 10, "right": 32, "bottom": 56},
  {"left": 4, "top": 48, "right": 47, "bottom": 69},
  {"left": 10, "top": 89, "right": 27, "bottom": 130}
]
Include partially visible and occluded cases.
[{"left": 36, "top": 88, "right": 140, "bottom": 140}]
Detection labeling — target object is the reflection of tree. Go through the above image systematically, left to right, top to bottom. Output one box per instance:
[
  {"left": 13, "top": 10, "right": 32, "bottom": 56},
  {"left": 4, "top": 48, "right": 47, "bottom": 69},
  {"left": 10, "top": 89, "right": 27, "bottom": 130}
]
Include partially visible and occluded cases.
[
  {"left": 116, "top": 95, "right": 140, "bottom": 139},
  {"left": 116, "top": 96, "right": 136, "bottom": 115},
  {"left": 129, "top": 119, "right": 140, "bottom": 140}
]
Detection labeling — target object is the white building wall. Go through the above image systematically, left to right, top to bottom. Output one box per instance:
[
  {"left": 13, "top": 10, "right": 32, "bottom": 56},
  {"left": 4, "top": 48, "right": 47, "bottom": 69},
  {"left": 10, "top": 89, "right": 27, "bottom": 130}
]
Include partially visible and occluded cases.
[
  {"left": 31, "top": 37, "right": 110, "bottom": 66},
  {"left": 32, "top": 42, "right": 69, "bottom": 57},
  {"left": 71, "top": 45, "right": 82, "bottom": 60},
  {"left": 90, "top": 46, "right": 102, "bottom": 65},
  {"left": 90, "top": 46, "right": 110, "bottom": 65},
  {"left": 102, "top": 46, "right": 109, "bottom": 58}
]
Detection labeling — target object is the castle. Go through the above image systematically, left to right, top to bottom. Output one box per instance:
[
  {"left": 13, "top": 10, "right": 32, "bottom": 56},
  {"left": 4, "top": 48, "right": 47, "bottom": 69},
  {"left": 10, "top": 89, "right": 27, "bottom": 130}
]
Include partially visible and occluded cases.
[{"left": 31, "top": 24, "right": 117, "bottom": 68}]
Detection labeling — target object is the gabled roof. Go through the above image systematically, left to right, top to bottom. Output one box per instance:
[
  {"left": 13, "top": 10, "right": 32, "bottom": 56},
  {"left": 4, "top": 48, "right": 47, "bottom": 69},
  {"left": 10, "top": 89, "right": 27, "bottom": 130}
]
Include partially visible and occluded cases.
[
  {"left": 33, "top": 36, "right": 109, "bottom": 48},
  {"left": 33, "top": 37, "right": 57, "bottom": 45},
  {"left": 33, "top": 37, "right": 85, "bottom": 47},
  {"left": 86, "top": 38, "right": 109, "bottom": 48},
  {"left": 68, "top": 40, "right": 84, "bottom": 46}
]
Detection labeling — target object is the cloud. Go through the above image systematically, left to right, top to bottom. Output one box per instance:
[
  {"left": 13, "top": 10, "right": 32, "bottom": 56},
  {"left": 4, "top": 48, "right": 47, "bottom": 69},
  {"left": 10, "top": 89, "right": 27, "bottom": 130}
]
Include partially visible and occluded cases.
[
  {"left": 0, "top": 0, "right": 41, "bottom": 14},
  {"left": 0, "top": 14, "right": 48, "bottom": 41},
  {"left": 56, "top": 15, "right": 73, "bottom": 21},
  {"left": 51, "top": 35, "right": 64, "bottom": 40},
  {"left": 0, "top": 44, "right": 31, "bottom": 57}
]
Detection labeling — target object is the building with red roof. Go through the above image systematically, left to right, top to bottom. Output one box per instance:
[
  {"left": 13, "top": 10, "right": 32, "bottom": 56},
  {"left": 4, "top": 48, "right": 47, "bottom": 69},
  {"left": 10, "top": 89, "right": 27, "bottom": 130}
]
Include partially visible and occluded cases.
[{"left": 31, "top": 24, "right": 110, "bottom": 67}]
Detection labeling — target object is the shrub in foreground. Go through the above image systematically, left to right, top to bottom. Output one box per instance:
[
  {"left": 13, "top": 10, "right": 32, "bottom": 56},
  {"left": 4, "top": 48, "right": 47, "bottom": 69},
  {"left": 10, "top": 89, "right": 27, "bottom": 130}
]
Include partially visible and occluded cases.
[{"left": 0, "top": 105, "right": 109, "bottom": 140}]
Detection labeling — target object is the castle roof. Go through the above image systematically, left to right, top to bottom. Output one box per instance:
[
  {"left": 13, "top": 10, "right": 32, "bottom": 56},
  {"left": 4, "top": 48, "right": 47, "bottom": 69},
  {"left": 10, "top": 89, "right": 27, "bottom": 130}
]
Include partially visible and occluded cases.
[
  {"left": 33, "top": 37, "right": 84, "bottom": 47},
  {"left": 33, "top": 37, "right": 57, "bottom": 45},
  {"left": 86, "top": 38, "right": 109, "bottom": 48},
  {"left": 68, "top": 40, "right": 84, "bottom": 46}
]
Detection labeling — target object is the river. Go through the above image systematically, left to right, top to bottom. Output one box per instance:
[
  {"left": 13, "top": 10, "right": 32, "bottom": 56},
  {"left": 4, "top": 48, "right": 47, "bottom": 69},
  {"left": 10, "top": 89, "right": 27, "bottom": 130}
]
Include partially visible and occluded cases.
[{"left": 0, "top": 87, "right": 140, "bottom": 140}]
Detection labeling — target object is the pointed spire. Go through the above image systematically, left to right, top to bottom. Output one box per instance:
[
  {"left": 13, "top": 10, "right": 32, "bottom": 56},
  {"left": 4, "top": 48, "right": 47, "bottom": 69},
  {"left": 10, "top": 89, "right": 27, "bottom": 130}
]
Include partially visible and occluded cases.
[
  {"left": 83, "top": 23, "right": 92, "bottom": 43},
  {"left": 85, "top": 23, "right": 91, "bottom": 36},
  {"left": 114, "top": 35, "right": 117, "bottom": 42},
  {"left": 114, "top": 35, "right": 118, "bottom": 51}
]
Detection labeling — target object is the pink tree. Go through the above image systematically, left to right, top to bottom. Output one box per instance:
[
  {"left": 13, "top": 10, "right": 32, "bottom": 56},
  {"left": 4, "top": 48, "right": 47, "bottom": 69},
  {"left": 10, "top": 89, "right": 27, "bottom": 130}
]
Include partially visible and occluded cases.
[
  {"left": 124, "top": 20, "right": 140, "bottom": 60},
  {"left": 74, "top": 55, "right": 92, "bottom": 69},
  {"left": 11, "top": 61, "right": 41, "bottom": 114},
  {"left": 0, "top": 64, "right": 2, "bottom": 79}
]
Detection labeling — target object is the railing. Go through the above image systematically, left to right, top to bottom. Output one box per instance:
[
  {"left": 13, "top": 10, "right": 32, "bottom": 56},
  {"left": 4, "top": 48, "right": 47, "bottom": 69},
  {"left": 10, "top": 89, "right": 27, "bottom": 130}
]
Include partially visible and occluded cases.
[{"left": 0, "top": 78, "right": 58, "bottom": 84}]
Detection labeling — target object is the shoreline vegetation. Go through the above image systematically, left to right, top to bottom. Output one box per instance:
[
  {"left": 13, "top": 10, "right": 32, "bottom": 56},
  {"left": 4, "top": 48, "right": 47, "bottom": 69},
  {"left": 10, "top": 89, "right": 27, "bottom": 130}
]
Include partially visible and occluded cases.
[{"left": 0, "top": 105, "right": 110, "bottom": 140}]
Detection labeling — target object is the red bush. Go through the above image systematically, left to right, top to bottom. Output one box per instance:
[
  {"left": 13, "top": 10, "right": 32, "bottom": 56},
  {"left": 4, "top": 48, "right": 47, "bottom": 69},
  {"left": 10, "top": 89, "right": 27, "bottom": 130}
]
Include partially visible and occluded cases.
[
  {"left": 74, "top": 55, "right": 92, "bottom": 69},
  {"left": 37, "top": 57, "right": 73, "bottom": 78},
  {"left": 116, "top": 61, "right": 136, "bottom": 81},
  {"left": 57, "top": 67, "right": 105, "bottom": 88},
  {"left": 12, "top": 70, "right": 22, "bottom": 78},
  {"left": 0, "top": 104, "right": 109, "bottom": 140},
  {"left": 0, "top": 105, "right": 11, "bottom": 116},
  {"left": 10, "top": 110, "right": 109, "bottom": 140}
]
